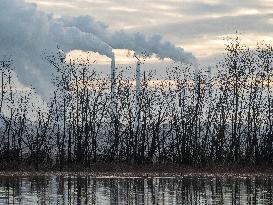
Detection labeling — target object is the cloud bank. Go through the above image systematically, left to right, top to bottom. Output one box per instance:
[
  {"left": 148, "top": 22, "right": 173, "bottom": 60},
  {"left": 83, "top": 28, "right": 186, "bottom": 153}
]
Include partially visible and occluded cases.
[{"left": 27, "top": 0, "right": 273, "bottom": 63}]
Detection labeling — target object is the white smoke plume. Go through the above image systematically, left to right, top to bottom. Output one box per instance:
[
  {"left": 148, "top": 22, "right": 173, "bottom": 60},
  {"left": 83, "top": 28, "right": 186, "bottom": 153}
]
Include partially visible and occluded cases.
[
  {"left": 0, "top": 0, "right": 195, "bottom": 98},
  {"left": 0, "top": 0, "right": 113, "bottom": 97},
  {"left": 58, "top": 15, "right": 196, "bottom": 64}
]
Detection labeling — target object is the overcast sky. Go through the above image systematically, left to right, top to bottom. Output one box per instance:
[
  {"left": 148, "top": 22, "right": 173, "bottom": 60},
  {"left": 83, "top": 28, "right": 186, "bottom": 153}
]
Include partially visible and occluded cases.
[
  {"left": 1, "top": 0, "right": 273, "bottom": 100},
  {"left": 26, "top": 0, "right": 273, "bottom": 62}
]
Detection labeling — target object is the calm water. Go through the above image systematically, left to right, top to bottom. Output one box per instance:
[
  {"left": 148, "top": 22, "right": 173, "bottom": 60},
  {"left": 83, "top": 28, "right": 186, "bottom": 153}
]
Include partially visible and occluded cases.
[{"left": 0, "top": 175, "right": 272, "bottom": 204}]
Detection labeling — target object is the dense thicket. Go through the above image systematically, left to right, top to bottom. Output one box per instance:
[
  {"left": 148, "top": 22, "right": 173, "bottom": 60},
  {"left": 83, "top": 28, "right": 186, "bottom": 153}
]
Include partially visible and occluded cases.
[{"left": 0, "top": 38, "right": 273, "bottom": 170}]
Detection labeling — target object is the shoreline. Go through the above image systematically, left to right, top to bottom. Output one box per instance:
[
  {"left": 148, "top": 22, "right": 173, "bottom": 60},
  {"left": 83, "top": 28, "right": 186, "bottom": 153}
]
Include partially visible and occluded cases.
[
  {"left": 0, "top": 165, "right": 273, "bottom": 178},
  {"left": 0, "top": 172, "right": 273, "bottom": 178}
]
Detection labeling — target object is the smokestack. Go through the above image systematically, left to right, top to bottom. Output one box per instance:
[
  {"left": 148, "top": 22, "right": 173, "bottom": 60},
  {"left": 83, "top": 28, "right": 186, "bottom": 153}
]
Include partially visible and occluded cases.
[
  {"left": 57, "top": 48, "right": 66, "bottom": 63},
  {"left": 111, "top": 55, "right": 117, "bottom": 114},
  {"left": 135, "top": 61, "right": 141, "bottom": 129},
  {"left": 136, "top": 62, "right": 141, "bottom": 100},
  {"left": 194, "top": 64, "right": 200, "bottom": 98},
  {"left": 194, "top": 65, "right": 199, "bottom": 84},
  {"left": 206, "top": 66, "right": 212, "bottom": 97},
  {"left": 208, "top": 66, "right": 211, "bottom": 85}
]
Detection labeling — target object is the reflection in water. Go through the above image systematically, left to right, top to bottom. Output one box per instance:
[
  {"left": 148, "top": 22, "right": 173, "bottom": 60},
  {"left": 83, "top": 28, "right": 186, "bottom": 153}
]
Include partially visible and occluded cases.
[{"left": 0, "top": 175, "right": 272, "bottom": 204}]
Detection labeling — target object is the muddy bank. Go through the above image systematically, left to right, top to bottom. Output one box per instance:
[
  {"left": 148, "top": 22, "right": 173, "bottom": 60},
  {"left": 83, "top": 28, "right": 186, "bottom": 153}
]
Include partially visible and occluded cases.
[{"left": 0, "top": 164, "right": 272, "bottom": 177}]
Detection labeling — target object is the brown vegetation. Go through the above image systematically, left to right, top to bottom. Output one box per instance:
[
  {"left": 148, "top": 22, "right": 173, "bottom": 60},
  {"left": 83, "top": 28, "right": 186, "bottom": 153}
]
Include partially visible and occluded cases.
[{"left": 0, "top": 37, "right": 273, "bottom": 172}]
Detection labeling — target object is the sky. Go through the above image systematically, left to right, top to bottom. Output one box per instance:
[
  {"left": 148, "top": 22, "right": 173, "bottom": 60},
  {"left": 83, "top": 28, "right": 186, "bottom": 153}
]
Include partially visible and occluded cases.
[
  {"left": 1, "top": 0, "right": 273, "bottom": 101},
  {"left": 26, "top": 0, "right": 273, "bottom": 62}
]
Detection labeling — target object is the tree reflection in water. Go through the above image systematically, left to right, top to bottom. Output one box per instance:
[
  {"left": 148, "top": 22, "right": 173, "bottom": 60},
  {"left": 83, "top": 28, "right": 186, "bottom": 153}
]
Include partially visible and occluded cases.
[{"left": 0, "top": 176, "right": 272, "bottom": 204}]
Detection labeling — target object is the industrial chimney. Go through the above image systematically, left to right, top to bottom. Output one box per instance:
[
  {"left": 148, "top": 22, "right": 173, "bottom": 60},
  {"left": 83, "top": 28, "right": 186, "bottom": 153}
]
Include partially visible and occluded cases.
[
  {"left": 111, "top": 55, "right": 117, "bottom": 114},
  {"left": 135, "top": 61, "right": 141, "bottom": 129},
  {"left": 194, "top": 64, "right": 200, "bottom": 98},
  {"left": 206, "top": 66, "right": 212, "bottom": 97},
  {"left": 208, "top": 66, "right": 211, "bottom": 86}
]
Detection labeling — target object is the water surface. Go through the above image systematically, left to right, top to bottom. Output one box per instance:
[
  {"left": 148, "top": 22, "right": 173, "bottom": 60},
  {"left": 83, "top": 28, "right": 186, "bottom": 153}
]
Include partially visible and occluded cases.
[{"left": 0, "top": 175, "right": 272, "bottom": 204}]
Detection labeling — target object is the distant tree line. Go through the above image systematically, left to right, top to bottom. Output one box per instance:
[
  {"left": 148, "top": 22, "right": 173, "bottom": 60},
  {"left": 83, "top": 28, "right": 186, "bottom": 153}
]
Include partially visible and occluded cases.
[{"left": 0, "top": 37, "right": 273, "bottom": 170}]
